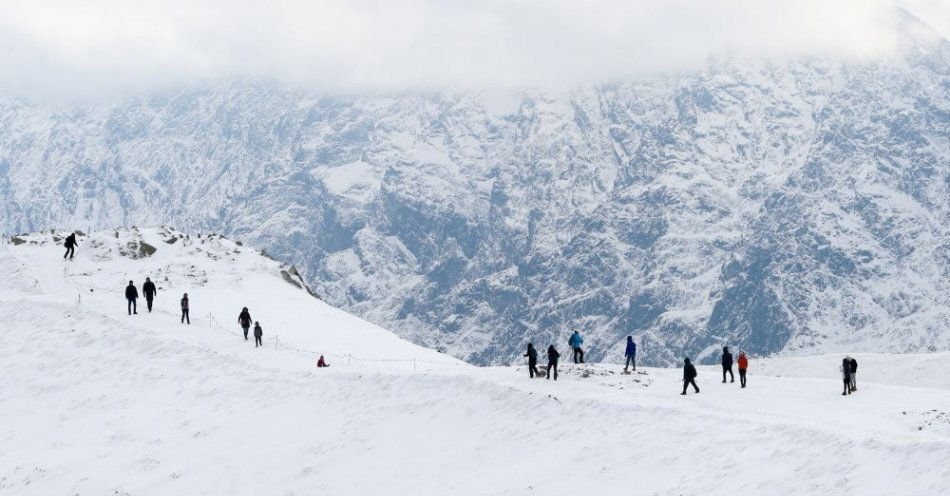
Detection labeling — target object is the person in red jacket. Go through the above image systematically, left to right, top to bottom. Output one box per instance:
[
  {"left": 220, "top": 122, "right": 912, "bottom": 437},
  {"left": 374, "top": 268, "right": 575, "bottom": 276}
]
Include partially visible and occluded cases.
[
  {"left": 737, "top": 351, "right": 749, "bottom": 388},
  {"left": 317, "top": 355, "right": 329, "bottom": 368}
]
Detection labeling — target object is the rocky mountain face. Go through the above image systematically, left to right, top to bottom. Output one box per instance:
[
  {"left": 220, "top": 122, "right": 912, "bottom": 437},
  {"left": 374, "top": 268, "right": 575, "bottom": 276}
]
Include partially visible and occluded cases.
[{"left": 0, "top": 11, "right": 947, "bottom": 365}]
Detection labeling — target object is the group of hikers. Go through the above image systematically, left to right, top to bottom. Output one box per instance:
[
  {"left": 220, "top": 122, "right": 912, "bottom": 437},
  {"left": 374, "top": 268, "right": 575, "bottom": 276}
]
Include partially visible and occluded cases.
[
  {"left": 62, "top": 232, "right": 332, "bottom": 364},
  {"left": 62, "top": 233, "right": 860, "bottom": 386},
  {"left": 122, "top": 279, "right": 263, "bottom": 346},
  {"left": 123, "top": 279, "right": 190, "bottom": 322},
  {"left": 522, "top": 330, "right": 593, "bottom": 381},
  {"left": 525, "top": 332, "right": 755, "bottom": 394},
  {"left": 526, "top": 334, "right": 862, "bottom": 397},
  {"left": 682, "top": 346, "right": 749, "bottom": 394}
]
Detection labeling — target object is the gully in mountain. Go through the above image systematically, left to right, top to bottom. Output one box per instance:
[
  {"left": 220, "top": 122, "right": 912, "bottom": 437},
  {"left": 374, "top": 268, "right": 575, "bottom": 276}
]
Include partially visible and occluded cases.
[
  {"left": 142, "top": 277, "right": 157, "bottom": 312},
  {"left": 125, "top": 281, "right": 138, "bottom": 315},
  {"left": 682, "top": 358, "right": 700, "bottom": 395}
]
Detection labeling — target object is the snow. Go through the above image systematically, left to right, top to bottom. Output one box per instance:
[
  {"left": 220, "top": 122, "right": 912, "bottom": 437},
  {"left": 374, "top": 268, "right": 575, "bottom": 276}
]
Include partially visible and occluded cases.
[
  {"left": 320, "top": 161, "right": 380, "bottom": 200},
  {"left": 0, "top": 228, "right": 460, "bottom": 367},
  {"left": 3, "top": 228, "right": 950, "bottom": 494}
]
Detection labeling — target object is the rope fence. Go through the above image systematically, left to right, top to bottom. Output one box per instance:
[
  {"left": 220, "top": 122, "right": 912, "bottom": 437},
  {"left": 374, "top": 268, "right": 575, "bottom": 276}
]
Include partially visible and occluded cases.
[
  {"left": 43, "top": 245, "right": 464, "bottom": 371},
  {"left": 206, "top": 312, "right": 462, "bottom": 370}
]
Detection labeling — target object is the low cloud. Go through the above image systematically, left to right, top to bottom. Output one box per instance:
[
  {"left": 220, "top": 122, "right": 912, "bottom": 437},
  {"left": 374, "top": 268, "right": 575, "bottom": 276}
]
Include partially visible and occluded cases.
[{"left": 0, "top": 0, "right": 938, "bottom": 100}]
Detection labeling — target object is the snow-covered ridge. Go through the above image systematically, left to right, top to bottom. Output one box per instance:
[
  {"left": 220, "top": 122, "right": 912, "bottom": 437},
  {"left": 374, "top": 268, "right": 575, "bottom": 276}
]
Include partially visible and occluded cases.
[
  {"left": 0, "top": 227, "right": 464, "bottom": 367},
  {"left": 4, "top": 228, "right": 950, "bottom": 494}
]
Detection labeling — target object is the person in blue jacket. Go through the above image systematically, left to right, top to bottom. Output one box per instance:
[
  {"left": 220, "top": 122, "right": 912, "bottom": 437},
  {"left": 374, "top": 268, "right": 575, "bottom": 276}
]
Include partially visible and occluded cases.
[
  {"left": 568, "top": 331, "right": 585, "bottom": 364},
  {"left": 624, "top": 336, "right": 637, "bottom": 372}
]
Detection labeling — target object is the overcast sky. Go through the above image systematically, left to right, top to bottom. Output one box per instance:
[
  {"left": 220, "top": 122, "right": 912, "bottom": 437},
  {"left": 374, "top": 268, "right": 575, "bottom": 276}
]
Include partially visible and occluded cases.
[{"left": 1, "top": 0, "right": 947, "bottom": 100}]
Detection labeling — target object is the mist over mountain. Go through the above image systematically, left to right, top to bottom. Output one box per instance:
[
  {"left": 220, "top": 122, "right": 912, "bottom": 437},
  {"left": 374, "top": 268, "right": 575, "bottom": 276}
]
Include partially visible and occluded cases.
[{"left": 0, "top": 8, "right": 947, "bottom": 365}]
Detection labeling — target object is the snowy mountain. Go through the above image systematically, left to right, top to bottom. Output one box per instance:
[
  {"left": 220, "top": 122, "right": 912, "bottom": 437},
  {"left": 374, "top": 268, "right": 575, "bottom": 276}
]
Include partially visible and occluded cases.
[
  {"left": 0, "top": 9, "right": 947, "bottom": 365},
  {"left": 3, "top": 229, "right": 950, "bottom": 494}
]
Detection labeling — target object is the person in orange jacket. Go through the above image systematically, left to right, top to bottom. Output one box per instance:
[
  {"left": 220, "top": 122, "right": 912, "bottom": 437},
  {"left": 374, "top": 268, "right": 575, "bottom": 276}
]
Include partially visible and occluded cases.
[{"left": 737, "top": 351, "right": 749, "bottom": 388}]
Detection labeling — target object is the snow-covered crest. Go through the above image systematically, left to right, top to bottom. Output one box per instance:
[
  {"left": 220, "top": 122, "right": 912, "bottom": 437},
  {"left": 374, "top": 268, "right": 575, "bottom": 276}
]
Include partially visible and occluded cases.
[{"left": 1, "top": 227, "right": 464, "bottom": 366}]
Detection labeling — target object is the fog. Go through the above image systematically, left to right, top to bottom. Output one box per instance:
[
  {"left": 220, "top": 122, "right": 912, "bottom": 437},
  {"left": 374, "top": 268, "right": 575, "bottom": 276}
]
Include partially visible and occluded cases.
[{"left": 0, "top": 0, "right": 943, "bottom": 100}]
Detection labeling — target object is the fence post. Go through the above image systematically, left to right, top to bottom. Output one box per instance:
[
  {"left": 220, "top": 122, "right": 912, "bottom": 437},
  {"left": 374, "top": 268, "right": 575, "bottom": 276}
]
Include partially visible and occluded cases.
[{"left": 413, "top": 358, "right": 417, "bottom": 372}]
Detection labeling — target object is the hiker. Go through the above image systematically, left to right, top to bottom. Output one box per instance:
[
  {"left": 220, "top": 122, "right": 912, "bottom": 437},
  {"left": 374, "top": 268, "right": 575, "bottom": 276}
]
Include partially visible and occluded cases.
[
  {"left": 63, "top": 233, "right": 77, "bottom": 260},
  {"left": 142, "top": 277, "right": 157, "bottom": 312},
  {"left": 125, "top": 281, "right": 138, "bottom": 315},
  {"left": 180, "top": 293, "right": 190, "bottom": 324},
  {"left": 238, "top": 307, "right": 252, "bottom": 340},
  {"left": 254, "top": 322, "right": 263, "bottom": 347},
  {"left": 568, "top": 331, "right": 585, "bottom": 364},
  {"left": 624, "top": 336, "right": 637, "bottom": 372},
  {"left": 524, "top": 343, "right": 540, "bottom": 378},
  {"left": 546, "top": 345, "right": 560, "bottom": 380},
  {"left": 721, "top": 346, "right": 734, "bottom": 383},
  {"left": 737, "top": 351, "right": 749, "bottom": 388},
  {"left": 317, "top": 355, "right": 329, "bottom": 368},
  {"left": 682, "top": 357, "right": 700, "bottom": 395},
  {"left": 841, "top": 357, "right": 852, "bottom": 395},
  {"left": 849, "top": 357, "right": 858, "bottom": 392}
]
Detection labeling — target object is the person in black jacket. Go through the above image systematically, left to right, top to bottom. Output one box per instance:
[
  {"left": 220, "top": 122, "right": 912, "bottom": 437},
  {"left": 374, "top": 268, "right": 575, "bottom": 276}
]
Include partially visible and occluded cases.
[
  {"left": 63, "top": 233, "right": 77, "bottom": 260},
  {"left": 142, "top": 277, "right": 157, "bottom": 312},
  {"left": 125, "top": 281, "right": 138, "bottom": 315},
  {"left": 180, "top": 293, "right": 190, "bottom": 324},
  {"left": 238, "top": 307, "right": 252, "bottom": 341},
  {"left": 254, "top": 322, "right": 263, "bottom": 347},
  {"left": 524, "top": 343, "right": 540, "bottom": 378},
  {"left": 546, "top": 345, "right": 560, "bottom": 381},
  {"left": 721, "top": 346, "right": 734, "bottom": 383},
  {"left": 682, "top": 357, "right": 700, "bottom": 395},
  {"left": 841, "top": 357, "right": 852, "bottom": 395},
  {"left": 849, "top": 357, "right": 858, "bottom": 392}
]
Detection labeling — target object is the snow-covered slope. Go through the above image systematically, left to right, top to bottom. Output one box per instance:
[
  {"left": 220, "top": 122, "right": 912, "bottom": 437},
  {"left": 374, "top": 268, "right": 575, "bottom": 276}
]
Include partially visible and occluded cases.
[
  {"left": 0, "top": 9, "right": 947, "bottom": 365},
  {"left": 0, "top": 228, "right": 462, "bottom": 367},
  {"left": 2, "top": 232, "right": 950, "bottom": 494}
]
